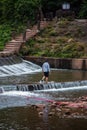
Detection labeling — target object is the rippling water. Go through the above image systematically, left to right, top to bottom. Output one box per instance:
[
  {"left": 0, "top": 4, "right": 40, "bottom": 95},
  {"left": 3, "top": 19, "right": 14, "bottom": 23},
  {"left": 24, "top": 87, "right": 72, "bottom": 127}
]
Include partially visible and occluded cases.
[
  {"left": 0, "top": 69, "right": 87, "bottom": 130},
  {"left": 0, "top": 69, "right": 87, "bottom": 84}
]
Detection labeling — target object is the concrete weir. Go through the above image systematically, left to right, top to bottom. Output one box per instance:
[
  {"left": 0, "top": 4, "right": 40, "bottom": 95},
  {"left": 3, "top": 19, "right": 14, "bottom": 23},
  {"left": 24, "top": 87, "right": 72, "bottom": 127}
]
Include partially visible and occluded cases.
[
  {"left": 0, "top": 80, "right": 87, "bottom": 92},
  {"left": 16, "top": 80, "right": 87, "bottom": 91}
]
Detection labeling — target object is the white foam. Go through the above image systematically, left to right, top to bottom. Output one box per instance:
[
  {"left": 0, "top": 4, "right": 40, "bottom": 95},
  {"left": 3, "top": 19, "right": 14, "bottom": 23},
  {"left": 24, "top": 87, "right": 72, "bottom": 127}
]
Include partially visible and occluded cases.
[
  {"left": 0, "top": 60, "right": 41, "bottom": 77},
  {"left": 37, "top": 85, "right": 87, "bottom": 92},
  {"left": 1, "top": 91, "right": 39, "bottom": 97}
]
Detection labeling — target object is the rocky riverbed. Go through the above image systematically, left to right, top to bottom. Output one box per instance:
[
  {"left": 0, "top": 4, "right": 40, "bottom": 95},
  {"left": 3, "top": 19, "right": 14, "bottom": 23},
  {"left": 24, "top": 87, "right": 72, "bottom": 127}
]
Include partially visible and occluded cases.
[{"left": 30, "top": 96, "right": 87, "bottom": 119}]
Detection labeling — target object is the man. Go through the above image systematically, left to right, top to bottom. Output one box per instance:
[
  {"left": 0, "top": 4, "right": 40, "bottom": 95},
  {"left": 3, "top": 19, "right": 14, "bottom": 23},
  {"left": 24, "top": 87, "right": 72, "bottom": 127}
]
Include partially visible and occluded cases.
[{"left": 41, "top": 60, "right": 50, "bottom": 83}]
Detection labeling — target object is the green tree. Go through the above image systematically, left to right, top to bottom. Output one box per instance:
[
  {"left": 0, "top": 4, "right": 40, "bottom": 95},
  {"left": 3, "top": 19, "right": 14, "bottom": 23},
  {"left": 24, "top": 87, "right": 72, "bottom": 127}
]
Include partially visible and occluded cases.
[
  {"left": 1, "top": 0, "right": 17, "bottom": 22},
  {"left": 15, "top": 0, "right": 41, "bottom": 23},
  {"left": 79, "top": 0, "right": 87, "bottom": 18}
]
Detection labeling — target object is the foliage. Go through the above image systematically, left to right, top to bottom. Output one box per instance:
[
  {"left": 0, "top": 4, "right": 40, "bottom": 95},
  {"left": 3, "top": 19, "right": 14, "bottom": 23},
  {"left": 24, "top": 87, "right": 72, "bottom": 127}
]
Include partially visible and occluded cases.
[
  {"left": 0, "top": 0, "right": 87, "bottom": 52},
  {"left": 0, "top": 0, "right": 86, "bottom": 24},
  {"left": 0, "top": 0, "right": 42, "bottom": 50},
  {"left": 15, "top": 0, "right": 41, "bottom": 22},
  {"left": 79, "top": 0, "right": 87, "bottom": 18},
  {"left": 0, "top": 22, "right": 28, "bottom": 50},
  {"left": 0, "top": 24, "right": 11, "bottom": 50}
]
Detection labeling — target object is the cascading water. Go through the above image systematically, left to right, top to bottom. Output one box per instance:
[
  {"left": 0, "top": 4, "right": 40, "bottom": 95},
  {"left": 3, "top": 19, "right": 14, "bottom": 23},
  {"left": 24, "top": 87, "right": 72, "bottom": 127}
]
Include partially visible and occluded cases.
[
  {"left": 0, "top": 55, "right": 41, "bottom": 77},
  {"left": 0, "top": 55, "right": 87, "bottom": 110},
  {"left": 0, "top": 80, "right": 87, "bottom": 92},
  {"left": 12, "top": 80, "right": 87, "bottom": 91}
]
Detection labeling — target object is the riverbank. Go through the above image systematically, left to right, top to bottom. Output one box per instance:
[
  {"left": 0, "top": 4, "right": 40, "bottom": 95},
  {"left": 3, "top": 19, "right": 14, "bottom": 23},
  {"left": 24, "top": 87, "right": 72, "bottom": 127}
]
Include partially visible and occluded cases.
[
  {"left": 21, "top": 19, "right": 87, "bottom": 58},
  {"left": 24, "top": 56, "right": 87, "bottom": 70}
]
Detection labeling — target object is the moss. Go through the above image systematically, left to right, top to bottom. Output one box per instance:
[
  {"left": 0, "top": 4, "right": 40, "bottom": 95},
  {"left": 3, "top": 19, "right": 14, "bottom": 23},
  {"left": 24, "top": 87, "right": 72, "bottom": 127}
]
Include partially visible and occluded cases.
[
  {"left": 58, "top": 18, "right": 70, "bottom": 28},
  {"left": 49, "top": 30, "right": 58, "bottom": 36},
  {"left": 56, "top": 36, "right": 68, "bottom": 44},
  {"left": 35, "top": 37, "right": 45, "bottom": 43}
]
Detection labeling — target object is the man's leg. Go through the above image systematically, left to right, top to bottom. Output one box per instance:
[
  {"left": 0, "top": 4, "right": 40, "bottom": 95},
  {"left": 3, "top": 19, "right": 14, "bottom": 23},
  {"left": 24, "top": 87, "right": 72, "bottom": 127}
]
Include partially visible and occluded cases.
[
  {"left": 42, "top": 76, "right": 45, "bottom": 81},
  {"left": 46, "top": 77, "right": 48, "bottom": 83}
]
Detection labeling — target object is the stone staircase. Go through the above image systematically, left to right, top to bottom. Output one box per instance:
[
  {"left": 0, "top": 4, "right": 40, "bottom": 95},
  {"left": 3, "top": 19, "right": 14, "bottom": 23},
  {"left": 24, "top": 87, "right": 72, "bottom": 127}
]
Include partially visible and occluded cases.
[{"left": 0, "top": 21, "right": 48, "bottom": 57}]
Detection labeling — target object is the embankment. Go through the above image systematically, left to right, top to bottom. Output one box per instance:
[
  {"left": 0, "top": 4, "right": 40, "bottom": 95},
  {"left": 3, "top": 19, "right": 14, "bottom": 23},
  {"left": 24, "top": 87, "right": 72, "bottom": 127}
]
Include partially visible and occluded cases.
[{"left": 24, "top": 56, "right": 87, "bottom": 70}]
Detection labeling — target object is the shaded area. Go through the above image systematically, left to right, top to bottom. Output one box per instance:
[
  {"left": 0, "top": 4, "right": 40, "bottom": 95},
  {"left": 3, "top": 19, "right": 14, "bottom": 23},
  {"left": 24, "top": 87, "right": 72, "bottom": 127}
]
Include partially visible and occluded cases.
[{"left": 0, "top": 106, "right": 87, "bottom": 130}]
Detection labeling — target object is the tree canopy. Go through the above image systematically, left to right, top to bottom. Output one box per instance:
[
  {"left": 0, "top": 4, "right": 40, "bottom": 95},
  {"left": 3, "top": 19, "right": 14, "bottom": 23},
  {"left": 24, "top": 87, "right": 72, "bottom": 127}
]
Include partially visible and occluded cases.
[
  {"left": 0, "top": 0, "right": 87, "bottom": 24},
  {"left": 0, "top": 0, "right": 87, "bottom": 50}
]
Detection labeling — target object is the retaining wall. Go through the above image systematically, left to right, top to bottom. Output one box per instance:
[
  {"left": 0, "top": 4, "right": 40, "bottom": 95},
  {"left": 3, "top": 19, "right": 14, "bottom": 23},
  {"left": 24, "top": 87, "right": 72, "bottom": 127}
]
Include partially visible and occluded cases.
[{"left": 24, "top": 56, "right": 87, "bottom": 70}]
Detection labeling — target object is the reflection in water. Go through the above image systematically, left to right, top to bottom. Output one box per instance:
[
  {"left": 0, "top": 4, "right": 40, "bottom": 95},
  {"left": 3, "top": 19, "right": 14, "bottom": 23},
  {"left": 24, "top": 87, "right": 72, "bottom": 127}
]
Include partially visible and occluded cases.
[
  {"left": 0, "top": 69, "right": 87, "bottom": 84},
  {"left": 42, "top": 104, "right": 51, "bottom": 130},
  {"left": 0, "top": 107, "right": 87, "bottom": 130}
]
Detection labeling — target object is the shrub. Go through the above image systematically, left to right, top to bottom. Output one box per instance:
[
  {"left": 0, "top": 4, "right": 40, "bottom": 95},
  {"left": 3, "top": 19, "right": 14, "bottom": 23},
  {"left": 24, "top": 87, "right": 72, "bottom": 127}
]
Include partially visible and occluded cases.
[{"left": 0, "top": 24, "right": 11, "bottom": 50}]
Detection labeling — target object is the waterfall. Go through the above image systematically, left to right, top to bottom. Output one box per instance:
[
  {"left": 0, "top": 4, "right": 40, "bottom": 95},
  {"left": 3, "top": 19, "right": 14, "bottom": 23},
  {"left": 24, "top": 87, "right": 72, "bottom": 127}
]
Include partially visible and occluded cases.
[
  {"left": 0, "top": 55, "right": 41, "bottom": 77},
  {"left": 0, "top": 55, "right": 22, "bottom": 66},
  {"left": 0, "top": 80, "right": 87, "bottom": 93},
  {"left": 8, "top": 80, "right": 87, "bottom": 92}
]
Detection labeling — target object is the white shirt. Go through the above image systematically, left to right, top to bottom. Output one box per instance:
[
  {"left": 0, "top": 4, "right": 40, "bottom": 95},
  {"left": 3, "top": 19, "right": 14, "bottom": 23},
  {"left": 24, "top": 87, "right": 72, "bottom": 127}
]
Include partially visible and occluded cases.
[{"left": 42, "top": 62, "right": 50, "bottom": 72}]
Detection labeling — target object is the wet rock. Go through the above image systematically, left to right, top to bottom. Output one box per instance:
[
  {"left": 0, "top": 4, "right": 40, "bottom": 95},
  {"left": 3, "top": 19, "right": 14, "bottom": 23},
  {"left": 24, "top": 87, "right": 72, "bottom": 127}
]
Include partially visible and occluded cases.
[
  {"left": 30, "top": 96, "right": 87, "bottom": 119},
  {"left": 51, "top": 102, "right": 57, "bottom": 108},
  {"left": 59, "top": 102, "right": 69, "bottom": 106},
  {"left": 36, "top": 104, "right": 45, "bottom": 112},
  {"left": 31, "top": 105, "right": 37, "bottom": 109},
  {"left": 56, "top": 108, "right": 62, "bottom": 112},
  {"left": 64, "top": 109, "right": 71, "bottom": 115},
  {"left": 38, "top": 112, "right": 43, "bottom": 116},
  {"left": 48, "top": 112, "right": 55, "bottom": 116},
  {"left": 56, "top": 112, "right": 62, "bottom": 117}
]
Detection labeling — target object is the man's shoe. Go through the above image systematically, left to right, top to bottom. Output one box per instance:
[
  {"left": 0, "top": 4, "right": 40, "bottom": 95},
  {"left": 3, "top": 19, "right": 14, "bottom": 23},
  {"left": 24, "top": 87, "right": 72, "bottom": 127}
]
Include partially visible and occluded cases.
[{"left": 39, "top": 80, "right": 44, "bottom": 84}]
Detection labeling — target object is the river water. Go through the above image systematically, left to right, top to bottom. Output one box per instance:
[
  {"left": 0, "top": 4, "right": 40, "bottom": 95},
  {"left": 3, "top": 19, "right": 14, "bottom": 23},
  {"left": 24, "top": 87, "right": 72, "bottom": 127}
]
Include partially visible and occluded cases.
[
  {"left": 0, "top": 61, "right": 87, "bottom": 130},
  {"left": 0, "top": 69, "right": 87, "bottom": 84}
]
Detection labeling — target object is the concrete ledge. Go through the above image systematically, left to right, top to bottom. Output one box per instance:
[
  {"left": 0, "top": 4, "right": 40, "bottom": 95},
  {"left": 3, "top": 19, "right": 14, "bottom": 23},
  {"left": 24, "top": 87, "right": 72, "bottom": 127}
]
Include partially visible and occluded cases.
[{"left": 24, "top": 56, "right": 87, "bottom": 70}]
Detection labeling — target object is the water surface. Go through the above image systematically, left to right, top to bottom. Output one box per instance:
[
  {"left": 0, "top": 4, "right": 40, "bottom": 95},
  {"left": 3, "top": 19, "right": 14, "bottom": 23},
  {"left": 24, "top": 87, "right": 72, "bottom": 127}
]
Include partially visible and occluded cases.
[
  {"left": 0, "top": 68, "right": 87, "bottom": 130},
  {"left": 0, "top": 69, "right": 87, "bottom": 84}
]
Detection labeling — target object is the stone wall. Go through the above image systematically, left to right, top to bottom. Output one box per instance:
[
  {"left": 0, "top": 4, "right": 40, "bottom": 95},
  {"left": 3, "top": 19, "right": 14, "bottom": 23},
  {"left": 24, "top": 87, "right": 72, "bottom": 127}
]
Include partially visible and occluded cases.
[{"left": 24, "top": 56, "right": 87, "bottom": 70}]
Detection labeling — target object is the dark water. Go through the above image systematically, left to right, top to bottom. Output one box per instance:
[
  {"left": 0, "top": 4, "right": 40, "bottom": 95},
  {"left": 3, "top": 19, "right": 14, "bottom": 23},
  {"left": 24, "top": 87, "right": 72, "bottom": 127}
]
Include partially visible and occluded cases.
[
  {"left": 0, "top": 69, "right": 87, "bottom": 130},
  {"left": 0, "top": 107, "right": 87, "bottom": 130}
]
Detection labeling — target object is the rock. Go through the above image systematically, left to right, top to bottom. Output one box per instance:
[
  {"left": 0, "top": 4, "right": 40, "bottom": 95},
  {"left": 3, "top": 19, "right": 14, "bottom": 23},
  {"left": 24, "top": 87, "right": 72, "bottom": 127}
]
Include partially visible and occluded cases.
[
  {"left": 67, "top": 38, "right": 74, "bottom": 43},
  {"left": 51, "top": 102, "right": 57, "bottom": 108},
  {"left": 36, "top": 104, "right": 45, "bottom": 112},
  {"left": 56, "top": 108, "right": 62, "bottom": 112},
  {"left": 38, "top": 112, "right": 43, "bottom": 116},
  {"left": 48, "top": 112, "right": 55, "bottom": 116}
]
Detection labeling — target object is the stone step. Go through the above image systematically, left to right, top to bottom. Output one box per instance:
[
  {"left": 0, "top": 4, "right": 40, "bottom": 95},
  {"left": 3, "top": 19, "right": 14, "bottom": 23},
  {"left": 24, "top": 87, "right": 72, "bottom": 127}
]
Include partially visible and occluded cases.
[
  {"left": 0, "top": 21, "right": 48, "bottom": 57},
  {"left": 15, "top": 38, "right": 23, "bottom": 41},
  {"left": 5, "top": 44, "right": 21, "bottom": 47},
  {"left": 5, "top": 44, "right": 19, "bottom": 48},
  {"left": 4, "top": 46, "right": 20, "bottom": 49},
  {"left": 4, "top": 47, "right": 20, "bottom": 51}
]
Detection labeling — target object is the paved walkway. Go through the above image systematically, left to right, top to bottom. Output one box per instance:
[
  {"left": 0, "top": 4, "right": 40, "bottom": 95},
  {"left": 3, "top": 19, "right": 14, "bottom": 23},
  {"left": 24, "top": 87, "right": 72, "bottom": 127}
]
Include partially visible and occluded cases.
[{"left": 0, "top": 21, "right": 48, "bottom": 57}]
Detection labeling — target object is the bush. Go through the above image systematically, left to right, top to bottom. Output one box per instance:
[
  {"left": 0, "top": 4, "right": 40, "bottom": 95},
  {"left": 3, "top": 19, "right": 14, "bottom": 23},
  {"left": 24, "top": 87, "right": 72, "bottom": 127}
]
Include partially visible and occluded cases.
[
  {"left": 79, "top": 1, "right": 87, "bottom": 18},
  {"left": 0, "top": 24, "right": 11, "bottom": 50}
]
